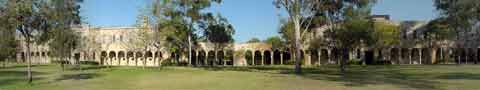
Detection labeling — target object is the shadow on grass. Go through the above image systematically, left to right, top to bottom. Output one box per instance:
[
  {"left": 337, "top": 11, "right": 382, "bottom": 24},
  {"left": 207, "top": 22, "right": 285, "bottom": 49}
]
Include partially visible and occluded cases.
[
  {"left": 1, "top": 64, "right": 49, "bottom": 69},
  {"left": 66, "top": 65, "right": 109, "bottom": 71},
  {"left": 198, "top": 65, "right": 449, "bottom": 90},
  {"left": 435, "top": 72, "right": 480, "bottom": 80},
  {"left": 0, "top": 73, "right": 45, "bottom": 87},
  {"left": 55, "top": 73, "right": 103, "bottom": 81}
]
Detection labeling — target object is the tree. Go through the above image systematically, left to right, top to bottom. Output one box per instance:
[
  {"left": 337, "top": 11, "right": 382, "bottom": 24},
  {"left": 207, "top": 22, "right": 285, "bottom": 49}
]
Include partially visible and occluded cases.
[
  {"left": 1, "top": 0, "right": 82, "bottom": 83},
  {"left": 152, "top": 0, "right": 222, "bottom": 65},
  {"left": 275, "top": 0, "right": 317, "bottom": 74},
  {"left": 275, "top": 0, "right": 375, "bottom": 73},
  {"left": 434, "top": 0, "right": 480, "bottom": 48},
  {"left": 434, "top": 0, "right": 480, "bottom": 64},
  {"left": 0, "top": 4, "right": 18, "bottom": 68},
  {"left": 127, "top": 10, "right": 158, "bottom": 68},
  {"left": 202, "top": 14, "right": 235, "bottom": 66},
  {"left": 333, "top": 18, "right": 375, "bottom": 72},
  {"left": 424, "top": 18, "right": 455, "bottom": 64},
  {"left": 372, "top": 21, "right": 400, "bottom": 64},
  {"left": 48, "top": 29, "right": 80, "bottom": 71},
  {"left": 264, "top": 36, "right": 286, "bottom": 50},
  {"left": 246, "top": 38, "right": 261, "bottom": 43}
]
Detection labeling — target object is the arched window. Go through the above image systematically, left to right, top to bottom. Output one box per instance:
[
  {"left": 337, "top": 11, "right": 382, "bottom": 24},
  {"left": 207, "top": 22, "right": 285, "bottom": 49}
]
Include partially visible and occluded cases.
[{"left": 119, "top": 35, "right": 123, "bottom": 42}]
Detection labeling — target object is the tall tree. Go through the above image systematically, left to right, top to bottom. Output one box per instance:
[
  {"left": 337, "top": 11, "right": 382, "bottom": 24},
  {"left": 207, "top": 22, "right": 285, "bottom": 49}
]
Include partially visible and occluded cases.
[
  {"left": 1, "top": 0, "right": 82, "bottom": 83},
  {"left": 152, "top": 0, "right": 221, "bottom": 65},
  {"left": 274, "top": 0, "right": 317, "bottom": 74},
  {"left": 434, "top": 0, "right": 480, "bottom": 48},
  {"left": 434, "top": 0, "right": 480, "bottom": 64},
  {"left": 0, "top": 2, "right": 17, "bottom": 68},
  {"left": 202, "top": 14, "right": 235, "bottom": 66},
  {"left": 333, "top": 17, "right": 375, "bottom": 72},
  {"left": 424, "top": 18, "right": 455, "bottom": 64},
  {"left": 372, "top": 21, "right": 400, "bottom": 64},
  {"left": 48, "top": 29, "right": 80, "bottom": 71},
  {"left": 264, "top": 36, "right": 286, "bottom": 50},
  {"left": 246, "top": 38, "right": 261, "bottom": 43}
]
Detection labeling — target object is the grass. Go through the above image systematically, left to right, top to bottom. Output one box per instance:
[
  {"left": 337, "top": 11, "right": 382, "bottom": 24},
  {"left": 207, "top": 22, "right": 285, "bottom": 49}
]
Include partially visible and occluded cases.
[{"left": 1, "top": 64, "right": 480, "bottom": 90}]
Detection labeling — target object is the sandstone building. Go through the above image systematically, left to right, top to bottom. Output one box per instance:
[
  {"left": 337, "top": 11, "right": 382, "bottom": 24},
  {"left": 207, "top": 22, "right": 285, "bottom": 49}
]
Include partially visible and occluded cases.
[{"left": 15, "top": 15, "right": 480, "bottom": 66}]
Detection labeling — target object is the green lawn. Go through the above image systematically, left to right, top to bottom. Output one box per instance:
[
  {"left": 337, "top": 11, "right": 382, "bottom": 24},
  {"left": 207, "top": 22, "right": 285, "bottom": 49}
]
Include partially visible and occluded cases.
[{"left": 1, "top": 64, "right": 480, "bottom": 90}]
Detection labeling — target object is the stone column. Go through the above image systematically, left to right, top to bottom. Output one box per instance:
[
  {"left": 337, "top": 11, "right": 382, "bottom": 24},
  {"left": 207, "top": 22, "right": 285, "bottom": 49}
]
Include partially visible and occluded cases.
[
  {"left": 409, "top": 48, "right": 412, "bottom": 64},
  {"left": 419, "top": 48, "right": 422, "bottom": 64},
  {"left": 465, "top": 48, "right": 469, "bottom": 64},
  {"left": 328, "top": 49, "right": 332, "bottom": 64},
  {"left": 318, "top": 50, "right": 321, "bottom": 65},
  {"left": 195, "top": 51, "right": 199, "bottom": 66},
  {"left": 214, "top": 51, "right": 218, "bottom": 66},
  {"left": 224, "top": 51, "right": 227, "bottom": 66},
  {"left": 252, "top": 51, "right": 255, "bottom": 65},
  {"left": 261, "top": 51, "right": 265, "bottom": 65},
  {"left": 271, "top": 51, "right": 274, "bottom": 65},
  {"left": 106, "top": 52, "right": 110, "bottom": 66},
  {"left": 205, "top": 52, "right": 209, "bottom": 66},
  {"left": 280, "top": 52, "right": 284, "bottom": 65}
]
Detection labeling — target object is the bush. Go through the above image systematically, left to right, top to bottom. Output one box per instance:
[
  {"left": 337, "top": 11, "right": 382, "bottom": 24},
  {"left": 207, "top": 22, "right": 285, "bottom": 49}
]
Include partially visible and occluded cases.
[
  {"left": 161, "top": 59, "right": 176, "bottom": 66},
  {"left": 284, "top": 59, "right": 304, "bottom": 65},
  {"left": 348, "top": 59, "right": 362, "bottom": 65},
  {"left": 52, "top": 60, "right": 70, "bottom": 64},
  {"left": 373, "top": 60, "right": 391, "bottom": 65},
  {"left": 80, "top": 61, "right": 100, "bottom": 65}
]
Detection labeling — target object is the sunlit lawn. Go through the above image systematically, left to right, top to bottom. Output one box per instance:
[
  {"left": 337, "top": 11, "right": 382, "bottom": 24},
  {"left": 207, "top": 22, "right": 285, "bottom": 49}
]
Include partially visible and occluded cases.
[{"left": 1, "top": 63, "right": 480, "bottom": 90}]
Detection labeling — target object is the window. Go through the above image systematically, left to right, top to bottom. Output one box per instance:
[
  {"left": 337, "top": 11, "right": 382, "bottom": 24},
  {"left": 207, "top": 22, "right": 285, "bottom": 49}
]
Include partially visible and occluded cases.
[
  {"left": 112, "top": 35, "right": 115, "bottom": 43},
  {"left": 119, "top": 35, "right": 123, "bottom": 42}
]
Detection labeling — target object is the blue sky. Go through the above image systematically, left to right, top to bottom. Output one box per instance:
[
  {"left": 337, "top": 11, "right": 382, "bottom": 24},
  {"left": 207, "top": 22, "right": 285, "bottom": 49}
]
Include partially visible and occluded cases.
[{"left": 81, "top": 0, "right": 437, "bottom": 43}]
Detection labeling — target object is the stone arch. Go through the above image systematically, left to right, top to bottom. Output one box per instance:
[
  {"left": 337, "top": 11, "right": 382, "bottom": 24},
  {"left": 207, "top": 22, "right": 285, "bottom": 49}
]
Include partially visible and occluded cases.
[
  {"left": 390, "top": 48, "right": 399, "bottom": 64},
  {"left": 400, "top": 48, "right": 409, "bottom": 64},
  {"left": 411, "top": 48, "right": 419, "bottom": 64},
  {"left": 460, "top": 48, "right": 466, "bottom": 64},
  {"left": 468, "top": 48, "right": 475, "bottom": 64},
  {"left": 477, "top": 48, "right": 480, "bottom": 64},
  {"left": 310, "top": 49, "right": 319, "bottom": 65},
  {"left": 198, "top": 50, "right": 206, "bottom": 65},
  {"left": 217, "top": 50, "right": 225, "bottom": 65},
  {"left": 225, "top": 50, "right": 234, "bottom": 65},
  {"left": 245, "top": 50, "right": 253, "bottom": 65},
  {"left": 254, "top": 50, "right": 262, "bottom": 65},
  {"left": 264, "top": 50, "right": 272, "bottom": 65},
  {"left": 273, "top": 50, "right": 281, "bottom": 65},
  {"left": 283, "top": 50, "right": 292, "bottom": 65},
  {"left": 100, "top": 51, "right": 107, "bottom": 64},
  {"left": 109, "top": 51, "right": 116, "bottom": 58},
  {"left": 118, "top": 51, "right": 125, "bottom": 58},
  {"left": 118, "top": 51, "right": 126, "bottom": 65},
  {"left": 127, "top": 51, "right": 134, "bottom": 59},
  {"left": 146, "top": 51, "right": 153, "bottom": 58},
  {"left": 155, "top": 51, "right": 162, "bottom": 58},
  {"left": 170, "top": 51, "right": 180, "bottom": 63},
  {"left": 207, "top": 51, "right": 215, "bottom": 66},
  {"left": 21, "top": 52, "right": 26, "bottom": 62},
  {"left": 36, "top": 52, "right": 40, "bottom": 57},
  {"left": 41, "top": 52, "right": 46, "bottom": 57},
  {"left": 135, "top": 52, "right": 143, "bottom": 58}
]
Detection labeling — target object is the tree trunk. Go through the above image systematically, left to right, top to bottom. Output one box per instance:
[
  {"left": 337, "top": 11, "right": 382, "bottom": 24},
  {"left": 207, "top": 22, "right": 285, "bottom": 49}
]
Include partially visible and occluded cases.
[
  {"left": 293, "top": 17, "right": 302, "bottom": 74},
  {"left": 188, "top": 34, "right": 192, "bottom": 66},
  {"left": 26, "top": 37, "right": 33, "bottom": 84},
  {"left": 340, "top": 48, "right": 347, "bottom": 72},
  {"left": 431, "top": 48, "right": 437, "bottom": 64},
  {"left": 61, "top": 57, "right": 65, "bottom": 71}
]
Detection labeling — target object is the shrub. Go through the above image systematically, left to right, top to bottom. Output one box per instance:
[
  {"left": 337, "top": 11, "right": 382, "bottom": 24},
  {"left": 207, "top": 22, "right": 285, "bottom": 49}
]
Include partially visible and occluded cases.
[
  {"left": 348, "top": 59, "right": 362, "bottom": 65},
  {"left": 52, "top": 60, "right": 70, "bottom": 64},
  {"left": 80, "top": 61, "right": 100, "bottom": 65}
]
